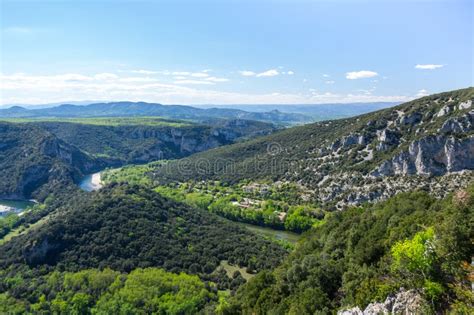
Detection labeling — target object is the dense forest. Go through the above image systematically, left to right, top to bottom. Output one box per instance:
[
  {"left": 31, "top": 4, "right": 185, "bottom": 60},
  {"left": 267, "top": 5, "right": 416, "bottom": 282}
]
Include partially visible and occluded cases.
[
  {"left": 0, "top": 184, "right": 286, "bottom": 275},
  {"left": 222, "top": 186, "right": 474, "bottom": 314},
  {"left": 0, "top": 267, "right": 219, "bottom": 314}
]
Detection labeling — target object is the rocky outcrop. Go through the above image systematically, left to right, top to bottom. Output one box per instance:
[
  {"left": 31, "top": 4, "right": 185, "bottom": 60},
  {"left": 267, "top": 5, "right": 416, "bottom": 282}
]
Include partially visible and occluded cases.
[
  {"left": 458, "top": 100, "right": 472, "bottom": 110},
  {"left": 436, "top": 105, "right": 452, "bottom": 117},
  {"left": 438, "top": 110, "right": 473, "bottom": 134},
  {"left": 399, "top": 111, "right": 422, "bottom": 125},
  {"left": 376, "top": 129, "right": 400, "bottom": 151},
  {"left": 372, "top": 135, "right": 474, "bottom": 176},
  {"left": 40, "top": 136, "right": 99, "bottom": 173},
  {"left": 338, "top": 289, "right": 427, "bottom": 315}
]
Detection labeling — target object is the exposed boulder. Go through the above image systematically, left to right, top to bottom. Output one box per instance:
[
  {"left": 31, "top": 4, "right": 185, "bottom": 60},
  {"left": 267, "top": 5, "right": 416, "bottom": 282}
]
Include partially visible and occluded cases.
[
  {"left": 458, "top": 100, "right": 472, "bottom": 110},
  {"left": 436, "top": 105, "right": 452, "bottom": 118},
  {"left": 338, "top": 289, "right": 426, "bottom": 315},
  {"left": 338, "top": 307, "right": 363, "bottom": 315}
]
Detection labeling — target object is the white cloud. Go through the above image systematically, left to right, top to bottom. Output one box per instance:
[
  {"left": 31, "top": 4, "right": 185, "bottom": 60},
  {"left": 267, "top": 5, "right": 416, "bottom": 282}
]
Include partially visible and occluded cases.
[
  {"left": 415, "top": 64, "right": 444, "bottom": 70},
  {"left": 130, "top": 69, "right": 158, "bottom": 75},
  {"left": 239, "top": 69, "right": 280, "bottom": 77},
  {"left": 256, "top": 69, "right": 279, "bottom": 77},
  {"left": 239, "top": 70, "right": 256, "bottom": 76},
  {"left": 286, "top": 70, "right": 294, "bottom": 75},
  {"left": 346, "top": 70, "right": 378, "bottom": 80},
  {"left": 1, "top": 71, "right": 416, "bottom": 105},
  {"left": 172, "top": 71, "right": 191, "bottom": 76},
  {"left": 190, "top": 72, "right": 209, "bottom": 78},
  {"left": 94, "top": 73, "right": 119, "bottom": 80},
  {"left": 323, "top": 74, "right": 330, "bottom": 78},
  {"left": 205, "top": 76, "right": 229, "bottom": 82},
  {"left": 119, "top": 77, "right": 159, "bottom": 83},
  {"left": 173, "top": 79, "right": 214, "bottom": 85},
  {"left": 325, "top": 80, "right": 335, "bottom": 84},
  {"left": 416, "top": 89, "right": 429, "bottom": 97}
]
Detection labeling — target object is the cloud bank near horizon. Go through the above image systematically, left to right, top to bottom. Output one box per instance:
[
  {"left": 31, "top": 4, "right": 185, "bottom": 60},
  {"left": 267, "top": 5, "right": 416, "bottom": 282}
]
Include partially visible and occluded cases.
[{"left": 0, "top": 71, "right": 420, "bottom": 106}]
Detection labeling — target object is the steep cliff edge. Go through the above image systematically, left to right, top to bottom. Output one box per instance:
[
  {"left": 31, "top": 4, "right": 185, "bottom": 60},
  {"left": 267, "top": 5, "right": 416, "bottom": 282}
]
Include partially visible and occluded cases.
[
  {"left": 31, "top": 118, "right": 275, "bottom": 164},
  {"left": 0, "top": 122, "right": 100, "bottom": 200}
]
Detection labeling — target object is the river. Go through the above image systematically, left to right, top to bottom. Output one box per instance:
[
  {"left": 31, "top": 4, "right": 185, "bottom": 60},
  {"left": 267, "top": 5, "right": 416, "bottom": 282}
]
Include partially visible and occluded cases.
[
  {"left": 79, "top": 172, "right": 103, "bottom": 192},
  {"left": 0, "top": 199, "right": 35, "bottom": 216},
  {"left": 234, "top": 221, "right": 301, "bottom": 243}
]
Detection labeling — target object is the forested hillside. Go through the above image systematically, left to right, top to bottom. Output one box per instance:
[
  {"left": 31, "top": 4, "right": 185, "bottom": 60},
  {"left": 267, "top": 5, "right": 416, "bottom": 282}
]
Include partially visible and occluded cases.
[
  {"left": 150, "top": 87, "right": 474, "bottom": 208},
  {"left": 0, "top": 118, "right": 275, "bottom": 199},
  {"left": 29, "top": 118, "right": 275, "bottom": 164},
  {"left": 0, "top": 122, "right": 100, "bottom": 200},
  {"left": 0, "top": 184, "right": 287, "bottom": 312},
  {"left": 0, "top": 184, "right": 285, "bottom": 273},
  {"left": 1, "top": 184, "right": 471, "bottom": 313},
  {"left": 223, "top": 185, "right": 474, "bottom": 314},
  {"left": 0, "top": 267, "right": 221, "bottom": 314}
]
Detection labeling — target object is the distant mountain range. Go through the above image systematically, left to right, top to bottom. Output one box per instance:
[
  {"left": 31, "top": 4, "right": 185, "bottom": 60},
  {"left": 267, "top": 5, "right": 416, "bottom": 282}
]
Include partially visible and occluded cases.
[
  {"left": 0, "top": 101, "right": 400, "bottom": 124},
  {"left": 0, "top": 102, "right": 312, "bottom": 125},
  {"left": 194, "top": 102, "right": 399, "bottom": 120}
]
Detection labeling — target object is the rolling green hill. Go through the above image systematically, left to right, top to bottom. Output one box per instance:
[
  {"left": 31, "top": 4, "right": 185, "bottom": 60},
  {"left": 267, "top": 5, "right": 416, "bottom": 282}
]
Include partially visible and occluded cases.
[
  {"left": 98, "top": 88, "right": 474, "bottom": 233},
  {"left": 0, "top": 184, "right": 287, "bottom": 312},
  {"left": 0, "top": 184, "right": 286, "bottom": 274}
]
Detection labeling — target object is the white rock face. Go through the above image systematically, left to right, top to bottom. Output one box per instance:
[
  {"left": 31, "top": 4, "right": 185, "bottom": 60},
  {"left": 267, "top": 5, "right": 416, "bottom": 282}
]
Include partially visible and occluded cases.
[
  {"left": 458, "top": 100, "right": 472, "bottom": 110},
  {"left": 436, "top": 105, "right": 451, "bottom": 117},
  {"left": 372, "top": 135, "right": 474, "bottom": 176},
  {"left": 338, "top": 289, "right": 426, "bottom": 315},
  {"left": 338, "top": 307, "right": 363, "bottom": 315}
]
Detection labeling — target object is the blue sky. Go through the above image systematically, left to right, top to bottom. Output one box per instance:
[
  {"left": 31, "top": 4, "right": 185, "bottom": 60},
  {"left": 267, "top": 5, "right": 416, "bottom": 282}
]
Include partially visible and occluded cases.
[{"left": 1, "top": 0, "right": 472, "bottom": 105}]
